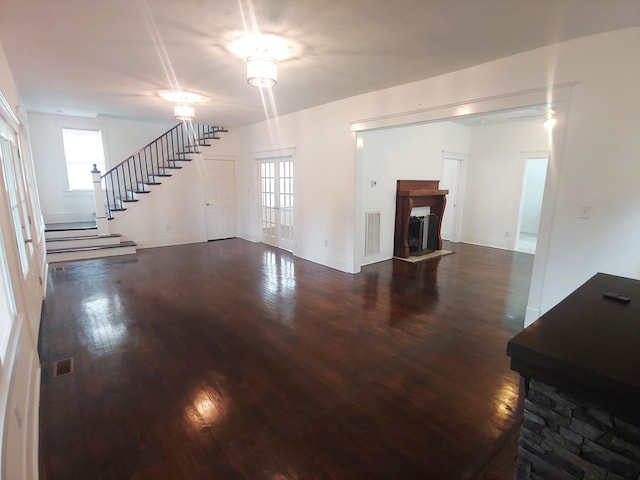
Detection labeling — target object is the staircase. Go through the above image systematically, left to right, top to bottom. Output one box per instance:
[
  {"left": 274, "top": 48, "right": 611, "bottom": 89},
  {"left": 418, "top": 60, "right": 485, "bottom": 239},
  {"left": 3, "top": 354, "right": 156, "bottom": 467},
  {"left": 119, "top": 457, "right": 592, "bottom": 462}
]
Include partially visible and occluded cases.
[
  {"left": 45, "top": 122, "right": 227, "bottom": 263},
  {"left": 102, "top": 122, "right": 227, "bottom": 219},
  {"left": 45, "top": 221, "right": 137, "bottom": 262}
]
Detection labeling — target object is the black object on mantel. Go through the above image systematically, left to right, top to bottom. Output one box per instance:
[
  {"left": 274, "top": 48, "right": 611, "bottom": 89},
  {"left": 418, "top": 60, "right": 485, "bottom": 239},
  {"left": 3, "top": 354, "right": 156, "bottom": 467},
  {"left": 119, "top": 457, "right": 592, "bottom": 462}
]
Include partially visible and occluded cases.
[{"left": 507, "top": 272, "right": 640, "bottom": 421}]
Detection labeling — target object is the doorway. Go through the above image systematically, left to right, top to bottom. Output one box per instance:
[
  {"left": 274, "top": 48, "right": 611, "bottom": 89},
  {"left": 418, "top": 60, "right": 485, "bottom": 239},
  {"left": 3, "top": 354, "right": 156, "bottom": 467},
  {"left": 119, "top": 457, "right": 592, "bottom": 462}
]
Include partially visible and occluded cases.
[
  {"left": 440, "top": 152, "right": 466, "bottom": 242},
  {"left": 515, "top": 155, "right": 548, "bottom": 254},
  {"left": 259, "top": 157, "right": 294, "bottom": 251},
  {"left": 204, "top": 158, "right": 236, "bottom": 241}
]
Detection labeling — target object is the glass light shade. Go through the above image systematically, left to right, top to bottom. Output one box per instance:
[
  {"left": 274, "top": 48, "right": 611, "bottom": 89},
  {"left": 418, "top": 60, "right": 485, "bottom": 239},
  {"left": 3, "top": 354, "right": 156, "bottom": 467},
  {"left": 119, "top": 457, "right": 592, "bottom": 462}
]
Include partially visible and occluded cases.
[
  {"left": 246, "top": 55, "right": 277, "bottom": 88},
  {"left": 174, "top": 102, "right": 195, "bottom": 121}
]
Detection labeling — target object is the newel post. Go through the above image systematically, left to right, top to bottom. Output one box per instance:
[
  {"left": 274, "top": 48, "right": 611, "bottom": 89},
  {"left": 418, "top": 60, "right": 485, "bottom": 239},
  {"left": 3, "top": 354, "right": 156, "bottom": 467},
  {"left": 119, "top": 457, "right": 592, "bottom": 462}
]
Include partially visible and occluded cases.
[{"left": 91, "top": 164, "right": 110, "bottom": 236}]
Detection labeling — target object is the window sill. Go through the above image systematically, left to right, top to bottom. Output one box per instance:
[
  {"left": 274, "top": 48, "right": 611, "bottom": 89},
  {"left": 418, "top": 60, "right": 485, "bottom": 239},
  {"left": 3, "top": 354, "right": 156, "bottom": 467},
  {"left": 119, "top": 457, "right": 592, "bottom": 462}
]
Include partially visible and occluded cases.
[{"left": 63, "top": 189, "right": 93, "bottom": 197}]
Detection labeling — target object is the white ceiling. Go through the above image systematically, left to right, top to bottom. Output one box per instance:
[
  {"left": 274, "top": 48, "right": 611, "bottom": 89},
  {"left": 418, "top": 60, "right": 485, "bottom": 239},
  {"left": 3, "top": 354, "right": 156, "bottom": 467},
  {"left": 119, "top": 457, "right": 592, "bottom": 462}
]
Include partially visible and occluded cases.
[{"left": 1, "top": 0, "right": 639, "bottom": 128}]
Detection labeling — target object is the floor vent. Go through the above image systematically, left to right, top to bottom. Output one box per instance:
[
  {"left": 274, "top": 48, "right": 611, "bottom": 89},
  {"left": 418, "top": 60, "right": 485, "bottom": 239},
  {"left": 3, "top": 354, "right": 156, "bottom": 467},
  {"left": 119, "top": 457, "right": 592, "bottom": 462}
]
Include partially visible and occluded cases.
[
  {"left": 365, "top": 211, "right": 381, "bottom": 257},
  {"left": 53, "top": 266, "right": 65, "bottom": 272},
  {"left": 53, "top": 357, "right": 74, "bottom": 377}
]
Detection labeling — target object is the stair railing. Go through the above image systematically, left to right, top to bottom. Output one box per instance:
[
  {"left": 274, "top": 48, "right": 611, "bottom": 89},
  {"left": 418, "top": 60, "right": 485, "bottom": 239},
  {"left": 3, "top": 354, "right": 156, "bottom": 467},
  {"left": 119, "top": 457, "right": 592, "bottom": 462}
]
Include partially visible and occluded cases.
[{"left": 96, "top": 122, "right": 227, "bottom": 219}]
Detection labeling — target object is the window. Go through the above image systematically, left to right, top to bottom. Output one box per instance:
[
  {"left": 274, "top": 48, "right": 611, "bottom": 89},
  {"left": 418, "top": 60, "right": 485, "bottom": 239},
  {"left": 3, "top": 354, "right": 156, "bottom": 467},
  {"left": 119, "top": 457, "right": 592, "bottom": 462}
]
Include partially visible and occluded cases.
[{"left": 62, "top": 128, "right": 105, "bottom": 190}]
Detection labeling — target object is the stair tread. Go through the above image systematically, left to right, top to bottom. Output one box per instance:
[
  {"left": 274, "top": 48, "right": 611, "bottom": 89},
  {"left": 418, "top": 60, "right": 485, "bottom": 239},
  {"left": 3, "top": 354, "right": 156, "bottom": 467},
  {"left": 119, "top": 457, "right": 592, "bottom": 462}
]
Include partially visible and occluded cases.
[
  {"left": 47, "top": 233, "right": 122, "bottom": 242},
  {"left": 47, "top": 240, "right": 137, "bottom": 254}
]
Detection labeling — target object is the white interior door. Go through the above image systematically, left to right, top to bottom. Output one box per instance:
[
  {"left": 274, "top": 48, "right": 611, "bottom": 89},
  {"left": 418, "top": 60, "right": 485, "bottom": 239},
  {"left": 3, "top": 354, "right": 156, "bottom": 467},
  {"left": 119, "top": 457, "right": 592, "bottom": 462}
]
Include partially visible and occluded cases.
[
  {"left": 440, "top": 154, "right": 465, "bottom": 242},
  {"left": 260, "top": 157, "right": 294, "bottom": 251},
  {"left": 204, "top": 159, "right": 235, "bottom": 240}
]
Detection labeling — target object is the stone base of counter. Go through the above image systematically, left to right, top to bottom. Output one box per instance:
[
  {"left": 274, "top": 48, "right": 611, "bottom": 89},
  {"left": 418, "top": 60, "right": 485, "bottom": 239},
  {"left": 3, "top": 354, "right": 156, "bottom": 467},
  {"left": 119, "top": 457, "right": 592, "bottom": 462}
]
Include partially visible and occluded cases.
[{"left": 516, "top": 379, "right": 640, "bottom": 480}]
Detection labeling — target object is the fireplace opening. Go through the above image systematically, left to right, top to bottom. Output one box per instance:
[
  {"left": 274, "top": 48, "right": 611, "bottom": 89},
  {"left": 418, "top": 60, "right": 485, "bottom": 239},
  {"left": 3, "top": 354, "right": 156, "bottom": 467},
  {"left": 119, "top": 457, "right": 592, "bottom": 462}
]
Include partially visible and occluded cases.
[{"left": 408, "top": 214, "right": 439, "bottom": 256}]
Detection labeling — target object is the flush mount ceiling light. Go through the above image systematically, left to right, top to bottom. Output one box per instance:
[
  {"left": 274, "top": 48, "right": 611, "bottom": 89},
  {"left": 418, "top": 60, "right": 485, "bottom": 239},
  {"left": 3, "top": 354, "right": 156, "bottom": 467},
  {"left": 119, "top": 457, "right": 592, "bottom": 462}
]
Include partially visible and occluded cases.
[
  {"left": 226, "top": 32, "right": 303, "bottom": 88},
  {"left": 247, "top": 52, "right": 277, "bottom": 87},
  {"left": 159, "top": 91, "right": 208, "bottom": 121},
  {"left": 173, "top": 101, "right": 195, "bottom": 121}
]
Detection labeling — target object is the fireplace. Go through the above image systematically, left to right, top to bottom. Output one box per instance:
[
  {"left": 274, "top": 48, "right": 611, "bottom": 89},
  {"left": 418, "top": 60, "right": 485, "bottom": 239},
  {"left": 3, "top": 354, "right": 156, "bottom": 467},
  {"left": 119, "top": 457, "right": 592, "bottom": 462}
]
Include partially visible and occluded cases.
[
  {"left": 394, "top": 180, "right": 448, "bottom": 258},
  {"left": 408, "top": 208, "right": 439, "bottom": 255}
]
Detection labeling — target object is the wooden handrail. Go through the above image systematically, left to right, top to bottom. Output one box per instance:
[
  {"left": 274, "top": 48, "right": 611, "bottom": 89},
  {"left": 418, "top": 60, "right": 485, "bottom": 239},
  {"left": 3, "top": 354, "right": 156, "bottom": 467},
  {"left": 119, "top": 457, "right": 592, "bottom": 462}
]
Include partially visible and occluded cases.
[{"left": 102, "top": 122, "right": 228, "bottom": 179}]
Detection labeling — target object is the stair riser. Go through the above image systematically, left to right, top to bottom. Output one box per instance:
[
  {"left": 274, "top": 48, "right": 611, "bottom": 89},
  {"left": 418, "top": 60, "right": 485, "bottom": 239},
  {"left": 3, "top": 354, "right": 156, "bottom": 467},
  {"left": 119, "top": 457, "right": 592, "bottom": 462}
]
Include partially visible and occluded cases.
[
  {"left": 45, "top": 229, "right": 97, "bottom": 240},
  {"left": 46, "top": 236, "right": 122, "bottom": 250},
  {"left": 47, "top": 245, "right": 137, "bottom": 263}
]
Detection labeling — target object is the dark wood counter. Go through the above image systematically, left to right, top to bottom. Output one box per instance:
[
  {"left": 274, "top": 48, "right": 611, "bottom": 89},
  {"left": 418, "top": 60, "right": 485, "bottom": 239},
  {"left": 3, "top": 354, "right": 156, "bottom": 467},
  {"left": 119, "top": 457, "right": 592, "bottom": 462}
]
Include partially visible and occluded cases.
[{"left": 507, "top": 272, "right": 640, "bottom": 420}]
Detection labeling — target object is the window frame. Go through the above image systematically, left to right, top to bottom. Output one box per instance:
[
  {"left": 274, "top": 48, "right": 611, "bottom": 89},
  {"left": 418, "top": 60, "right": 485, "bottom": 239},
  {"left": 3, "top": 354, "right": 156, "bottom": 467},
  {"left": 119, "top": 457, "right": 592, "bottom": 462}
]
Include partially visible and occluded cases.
[{"left": 61, "top": 127, "right": 107, "bottom": 191}]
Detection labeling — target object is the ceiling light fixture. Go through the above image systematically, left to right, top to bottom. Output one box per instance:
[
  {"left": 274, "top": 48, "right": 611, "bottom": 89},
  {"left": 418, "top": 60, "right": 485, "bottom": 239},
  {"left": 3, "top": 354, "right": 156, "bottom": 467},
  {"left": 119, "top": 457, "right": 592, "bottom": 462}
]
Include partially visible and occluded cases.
[
  {"left": 226, "top": 33, "right": 301, "bottom": 89},
  {"left": 247, "top": 51, "right": 277, "bottom": 88},
  {"left": 159, "top": 91, "right": 207, "bottom": 121},
  {"left": 173, "top": 101, "right": 195, "bottom": 121},
  {"left": 544, "top": 108, "right": 556, "bottom": 129}
]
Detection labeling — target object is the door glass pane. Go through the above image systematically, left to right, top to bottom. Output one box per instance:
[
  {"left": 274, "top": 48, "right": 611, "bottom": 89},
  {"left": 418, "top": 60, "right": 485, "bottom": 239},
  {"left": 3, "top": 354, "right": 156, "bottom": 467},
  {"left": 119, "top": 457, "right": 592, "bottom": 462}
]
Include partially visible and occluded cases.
[
  {"left": 0, "top": 137, "right": 28, "bottom": 273},
  {"left": 260, "top": 161, "right": 276, "bottom": 237},
  {"left": 278, "top": 161, "right": 294, "bottom": 243},
  {"left": 0, "top": 228, "right": 17, "bottom": 360}
]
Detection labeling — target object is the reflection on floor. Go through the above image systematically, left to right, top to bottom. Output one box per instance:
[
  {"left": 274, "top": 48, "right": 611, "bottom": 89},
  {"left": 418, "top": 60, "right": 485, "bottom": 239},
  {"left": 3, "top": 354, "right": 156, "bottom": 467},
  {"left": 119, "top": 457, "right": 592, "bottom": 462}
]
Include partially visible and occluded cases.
[{"left": 39, "top": 239, "right": 533, "bottom": 479}]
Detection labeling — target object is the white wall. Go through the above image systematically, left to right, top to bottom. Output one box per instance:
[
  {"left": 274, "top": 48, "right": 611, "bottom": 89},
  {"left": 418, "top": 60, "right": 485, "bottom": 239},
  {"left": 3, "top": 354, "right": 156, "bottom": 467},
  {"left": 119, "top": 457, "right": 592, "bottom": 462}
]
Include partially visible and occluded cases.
[
  {"left": 236, "top": 27, "right": 640, "bottom": 326},
  {"left": 0, "top": 41, "right": 45, "bottom": 480},
  {"left": 28, "top": 113, "right": 174, "bottom": 223},
  {"left": 462, "top": 120, "right": 548, "bottom": 250},
  {"left": 358, "top": 121, "right": 470, "bottom": 264}
]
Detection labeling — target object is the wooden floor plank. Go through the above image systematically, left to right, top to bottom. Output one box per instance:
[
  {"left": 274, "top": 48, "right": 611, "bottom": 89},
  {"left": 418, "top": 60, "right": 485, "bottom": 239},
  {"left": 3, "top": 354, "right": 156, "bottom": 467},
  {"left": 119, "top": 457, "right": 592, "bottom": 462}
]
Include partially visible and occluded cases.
[{"left": 39, "top": 239, "right": 532, "bottom": 479}]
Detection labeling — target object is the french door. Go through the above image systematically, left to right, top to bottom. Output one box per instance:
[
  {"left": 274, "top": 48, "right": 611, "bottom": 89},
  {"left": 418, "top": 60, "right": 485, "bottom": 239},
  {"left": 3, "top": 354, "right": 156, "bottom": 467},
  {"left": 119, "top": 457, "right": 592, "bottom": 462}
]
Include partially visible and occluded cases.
[{"left": 260, "top": 157, "right": 294, "bottom": 251}]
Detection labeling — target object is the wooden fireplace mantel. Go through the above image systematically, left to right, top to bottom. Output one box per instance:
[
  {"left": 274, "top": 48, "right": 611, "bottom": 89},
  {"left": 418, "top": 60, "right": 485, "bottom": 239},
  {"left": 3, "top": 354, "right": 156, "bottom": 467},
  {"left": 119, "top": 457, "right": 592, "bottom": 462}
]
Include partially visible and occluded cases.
[{"left": 394, "top": 180, "right": 448, "bottom": 258}]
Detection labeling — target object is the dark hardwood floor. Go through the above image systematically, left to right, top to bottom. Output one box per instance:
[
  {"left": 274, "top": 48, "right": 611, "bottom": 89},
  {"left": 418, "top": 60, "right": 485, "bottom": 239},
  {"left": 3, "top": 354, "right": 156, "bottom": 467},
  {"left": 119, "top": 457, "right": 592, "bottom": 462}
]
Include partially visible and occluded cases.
[{"left": 39, "top": 239, "right": 532, "bottom": 479}]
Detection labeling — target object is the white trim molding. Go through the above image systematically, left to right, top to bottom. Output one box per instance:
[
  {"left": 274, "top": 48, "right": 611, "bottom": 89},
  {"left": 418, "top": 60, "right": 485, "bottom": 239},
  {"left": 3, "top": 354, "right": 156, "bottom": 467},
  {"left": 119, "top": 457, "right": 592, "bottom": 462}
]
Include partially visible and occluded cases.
[
  {"left": 350, "top": 82, "right": 578, "bottom": 132},
  {"left": 0, "top": 90, "right": 20, "bottom": 127}
]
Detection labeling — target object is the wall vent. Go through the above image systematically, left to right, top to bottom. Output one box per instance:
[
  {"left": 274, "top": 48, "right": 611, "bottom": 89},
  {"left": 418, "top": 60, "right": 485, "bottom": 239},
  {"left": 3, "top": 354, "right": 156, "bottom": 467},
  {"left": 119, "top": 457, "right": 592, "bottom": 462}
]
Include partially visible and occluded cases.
[{"left": 365, "top": 212, "right": 381, "bottom": 257}]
